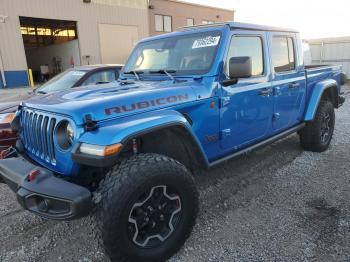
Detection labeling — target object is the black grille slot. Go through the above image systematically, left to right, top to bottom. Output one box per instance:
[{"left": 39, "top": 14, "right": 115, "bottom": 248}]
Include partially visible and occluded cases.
[
  {"left": 21, "top": 109, "right": 57, "bottom": 164},
  {"left": 42, "top": 116, "right": 49, "bottom": 159},
  {"left": 48, "top": 118, "right": 56, "bottom": 162}
]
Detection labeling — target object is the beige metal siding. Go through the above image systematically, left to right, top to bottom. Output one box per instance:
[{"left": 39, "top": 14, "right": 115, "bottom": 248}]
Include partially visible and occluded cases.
[
  {"left": 0, "top": 0, "right": 149, "bottom": 71},
  {"left": 98, "top": 23, "right": 139, "bottom": 64},
  {"left": 306, "top": 37, "right": 350, "bottom": 79}
]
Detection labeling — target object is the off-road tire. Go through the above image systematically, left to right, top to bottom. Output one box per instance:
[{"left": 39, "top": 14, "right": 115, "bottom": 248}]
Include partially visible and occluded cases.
[
  {"left": 300, "top": 100, "right": 335, "bottom": 152},
  {"left": 94, "top": 153, "right": 199, "bottom": 262}
]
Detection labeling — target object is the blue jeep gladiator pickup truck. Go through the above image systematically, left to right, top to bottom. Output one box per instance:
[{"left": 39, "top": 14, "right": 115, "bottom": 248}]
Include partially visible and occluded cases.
[{"left": 0, "top": 22, "right": 345, "bottom": 261}]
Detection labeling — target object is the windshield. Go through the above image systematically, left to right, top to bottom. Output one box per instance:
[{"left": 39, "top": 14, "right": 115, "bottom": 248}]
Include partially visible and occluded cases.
[
  {"left": 123, "top": 30, "right": 222, "bottom": 76},
  {"left": 35, "top": 70, "right": 86, "bottom": 94}
]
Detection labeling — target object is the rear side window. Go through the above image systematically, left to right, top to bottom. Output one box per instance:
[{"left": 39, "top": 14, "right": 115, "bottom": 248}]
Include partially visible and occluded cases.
[
  {"left": 226, "top": 36, "right": 264, "bottom": 76},
  {"left": 272, "top": 36, "right": 296, "bottom": 73}
]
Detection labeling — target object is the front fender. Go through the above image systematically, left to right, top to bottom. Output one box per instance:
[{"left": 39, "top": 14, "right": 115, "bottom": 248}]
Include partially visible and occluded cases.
[
  {"left": 304, "top": 79, "right": 338, "bottom": 121},
  {"left": 77, "top": 109, "right": 208, "bottom": 163}
]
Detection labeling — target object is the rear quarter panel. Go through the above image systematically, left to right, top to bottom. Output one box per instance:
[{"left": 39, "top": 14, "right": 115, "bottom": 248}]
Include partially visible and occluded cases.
[
  {"left": 304, "top": 65, "right": 342, "bottom": 121},
  {"left": 306, "top": 65, "right": 342, "bottom": 97}
]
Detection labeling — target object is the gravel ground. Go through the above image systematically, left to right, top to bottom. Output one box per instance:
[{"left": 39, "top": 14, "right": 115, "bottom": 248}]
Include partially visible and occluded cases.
[{"left": 0, "top": 85, "right": 349, "bottom": 262}]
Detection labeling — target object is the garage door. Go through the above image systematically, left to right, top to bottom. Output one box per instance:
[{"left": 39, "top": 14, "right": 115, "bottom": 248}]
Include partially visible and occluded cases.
[{"left": 98, "top": 24, "right": 139, "bottom": 64}]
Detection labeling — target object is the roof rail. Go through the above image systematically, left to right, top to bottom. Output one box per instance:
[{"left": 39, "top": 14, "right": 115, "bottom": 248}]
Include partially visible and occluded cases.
[
  {"left": 180, "top": 22, "right": 229, "bottom": 31},
  {"left": 180, "top": 22, "right": 298, "bottom": 33}
]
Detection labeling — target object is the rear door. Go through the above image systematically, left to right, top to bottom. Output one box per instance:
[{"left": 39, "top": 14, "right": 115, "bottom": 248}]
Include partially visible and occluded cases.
[
  {"left": 220, "top": 31, "right": 274, "bottom": 151},
  {"left": 269, "top": 33, "right": 306, "bottom": 132}
]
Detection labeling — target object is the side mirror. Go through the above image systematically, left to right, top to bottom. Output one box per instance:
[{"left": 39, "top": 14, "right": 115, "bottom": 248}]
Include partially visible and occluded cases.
[{"left": 222, "top": 56, "right": 252, "bottom": 87}]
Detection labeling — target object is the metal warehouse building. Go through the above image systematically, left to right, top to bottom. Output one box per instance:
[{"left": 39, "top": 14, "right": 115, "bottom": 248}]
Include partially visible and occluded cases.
[
  {"left": 0, "top": 0, "right": 149, "bottom": 88},
  {"left": 305, "top": 36, "right": 350, "bottom": 79}
]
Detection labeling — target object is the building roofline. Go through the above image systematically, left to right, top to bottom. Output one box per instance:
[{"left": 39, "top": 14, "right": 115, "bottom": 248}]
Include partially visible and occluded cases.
[
  {"left": 155, "top": 0, "right": 235, "bottom": 12},
  {"left": 305, "top": 36, "right": 350, "bottom": 44}
]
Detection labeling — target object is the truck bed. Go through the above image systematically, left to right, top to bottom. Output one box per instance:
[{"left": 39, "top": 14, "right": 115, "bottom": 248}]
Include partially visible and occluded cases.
[{"left": 305, "top": 64, "right": 342, "bottom": 82}]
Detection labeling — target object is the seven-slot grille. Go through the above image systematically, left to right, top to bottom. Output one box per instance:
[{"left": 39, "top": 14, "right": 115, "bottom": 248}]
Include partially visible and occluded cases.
[{"left": 21, "top": 108, "right": 56, "bottom": 164}]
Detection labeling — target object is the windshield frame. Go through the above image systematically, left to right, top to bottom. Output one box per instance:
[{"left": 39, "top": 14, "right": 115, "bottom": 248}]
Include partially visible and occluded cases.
[{"left": 122, "top": 29, "right": 223, "bottom": 79}]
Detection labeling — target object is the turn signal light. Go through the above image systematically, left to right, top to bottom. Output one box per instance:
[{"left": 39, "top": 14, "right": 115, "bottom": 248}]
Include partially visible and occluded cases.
[
  {"left": 79, "top": 143, "right": 122, "bottom": 156},
  {"left": 104, "top": 144, "right": 123, "bottom": 156}
]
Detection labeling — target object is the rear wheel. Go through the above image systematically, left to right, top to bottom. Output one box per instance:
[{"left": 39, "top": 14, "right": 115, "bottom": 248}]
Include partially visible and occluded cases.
[
  {"left": 300, "top": 100, "right": 335, "bottom": 152},
  {"left": 94, "top": 153, "right": 199, "bottom": 262}
]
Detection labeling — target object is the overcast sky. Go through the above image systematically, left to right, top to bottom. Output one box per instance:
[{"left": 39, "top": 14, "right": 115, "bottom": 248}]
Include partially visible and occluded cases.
[{"left": 185, "top": 0, "right": 349, "bottom": 39}]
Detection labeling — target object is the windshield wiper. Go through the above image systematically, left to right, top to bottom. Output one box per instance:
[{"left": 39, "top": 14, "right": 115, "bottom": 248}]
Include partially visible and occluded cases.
[
  {"left": 150, "top": 69, "right": 176, "bottom": 81},
  {"left": 123, "top": 70, "right": 144, "bottom": 81},
  {"left": 36, "top": 90, "right": 47, "bottom": 94}
]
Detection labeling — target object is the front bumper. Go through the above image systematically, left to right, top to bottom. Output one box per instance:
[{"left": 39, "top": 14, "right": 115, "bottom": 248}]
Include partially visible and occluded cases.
[{"left": 0, "top": 153, "right": 92, "bottom": 220}]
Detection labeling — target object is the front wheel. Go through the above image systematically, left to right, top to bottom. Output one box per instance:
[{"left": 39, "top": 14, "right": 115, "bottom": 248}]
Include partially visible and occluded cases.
[
  {"left": 300, "top": 100, "right": 335, "bottom": 152},
  {"left": 94, "top": 153, "right": 199, "bottom": 262}
]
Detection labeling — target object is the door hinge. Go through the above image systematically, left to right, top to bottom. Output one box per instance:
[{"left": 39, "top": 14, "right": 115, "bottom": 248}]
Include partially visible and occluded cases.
[
  {"left": 220, "top": 97, "right": 230, "bottom": 108},
  {"left": 220, "top": 129, "right": 231, "bottom": 140}
]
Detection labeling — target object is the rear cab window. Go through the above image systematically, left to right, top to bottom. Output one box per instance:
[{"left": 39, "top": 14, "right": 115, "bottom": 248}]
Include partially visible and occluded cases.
[{"left": 271, "top": 36, "right": 296, "bottom": 73}]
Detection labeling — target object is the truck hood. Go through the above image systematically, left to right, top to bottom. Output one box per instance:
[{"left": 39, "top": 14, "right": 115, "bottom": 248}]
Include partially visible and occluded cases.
[
  {"left": 23, "top": 80, "right": 198, "bottom": 125},
  {"left": 0, "top": 101, "right": 21, "bottom": 113}
]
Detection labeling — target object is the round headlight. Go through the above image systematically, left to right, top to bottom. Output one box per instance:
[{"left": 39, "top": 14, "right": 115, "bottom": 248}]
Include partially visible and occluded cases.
[
  {"left": 56, "top": 120, "right": 75, "bottom": 150},
  {"left": 66, "top": 123, "right": 74, "bottom": 145}
]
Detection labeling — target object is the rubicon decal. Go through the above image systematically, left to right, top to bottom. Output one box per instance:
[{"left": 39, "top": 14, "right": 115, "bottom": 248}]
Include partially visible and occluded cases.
[{"left": 105, "top": 94, "right": 189, "bottom": 115}]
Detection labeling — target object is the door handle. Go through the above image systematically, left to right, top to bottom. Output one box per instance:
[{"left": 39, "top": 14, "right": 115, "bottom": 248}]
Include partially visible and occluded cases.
[
  {"left": 289, "top": 82, "right": 300, "bottom": 89},
  {"left": 259, "top": 88, "right": 272, "bottom": 97}
]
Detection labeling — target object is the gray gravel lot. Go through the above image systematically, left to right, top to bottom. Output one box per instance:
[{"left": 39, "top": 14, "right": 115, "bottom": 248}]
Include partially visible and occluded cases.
[{"left": 0, "top": 85, "right": 349, "bottom": 262}]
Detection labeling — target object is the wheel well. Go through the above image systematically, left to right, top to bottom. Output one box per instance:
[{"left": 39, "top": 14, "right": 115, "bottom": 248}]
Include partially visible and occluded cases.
[
  {"left": 322, "top": 85, "right": 339, "bottom": 108},
  {"left": 122, "top": 126, "right": 207, "bottom": 173}
]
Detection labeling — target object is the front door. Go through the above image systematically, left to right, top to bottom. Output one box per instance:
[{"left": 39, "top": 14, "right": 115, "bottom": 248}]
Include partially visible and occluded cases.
[
  {"left": 220, "top": 31, "right": 273, "bottom": 152},
  {"left": 269, "top": 33, "right": 306, "bottom": 132}
]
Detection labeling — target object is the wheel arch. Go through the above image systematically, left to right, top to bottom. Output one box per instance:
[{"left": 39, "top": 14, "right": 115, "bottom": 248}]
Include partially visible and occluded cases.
[
  {"left": 304, "top": 79, "right": 339, "bottom": 122},
  {"left": 77, "top": 110, "right": 209, "bottom": 171},
  {"left": 121, "top": 123, "right": 209, "bottom": 172}
]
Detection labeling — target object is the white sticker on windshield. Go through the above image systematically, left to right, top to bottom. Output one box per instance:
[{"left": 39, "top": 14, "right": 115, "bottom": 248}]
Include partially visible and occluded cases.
[{"left": 192, "top": 36, "right": 220, "bottom": 49}]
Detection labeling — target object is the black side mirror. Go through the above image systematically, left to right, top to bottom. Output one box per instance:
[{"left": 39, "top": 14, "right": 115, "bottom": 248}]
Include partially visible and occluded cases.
[{"left": 222, "top": 56, "right": 252, "bottom": 87}]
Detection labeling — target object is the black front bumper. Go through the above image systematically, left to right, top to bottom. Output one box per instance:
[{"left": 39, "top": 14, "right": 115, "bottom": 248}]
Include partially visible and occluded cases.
[{"left": 0, "top": 154, "right": 92, "bottom": 220}]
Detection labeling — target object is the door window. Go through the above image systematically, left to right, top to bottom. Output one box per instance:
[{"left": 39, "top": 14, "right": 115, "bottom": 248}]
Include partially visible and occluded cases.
[
  {"left": 225, "top": 36, "right": 264, "bottom": 76},
  {"left": 272, "top": 36, "right": 296, "bottom": 73},
  {"left": 82, "top": 70, "right": 117, "bottom": 86}
]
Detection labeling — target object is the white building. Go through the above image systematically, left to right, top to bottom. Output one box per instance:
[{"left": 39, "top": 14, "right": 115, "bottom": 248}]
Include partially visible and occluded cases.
[
  {"left": 0, "top": 0, "right": 149, "bottom": 88},
  {"left": 305, "top": 36, "right": 350, "bottom": 79}
]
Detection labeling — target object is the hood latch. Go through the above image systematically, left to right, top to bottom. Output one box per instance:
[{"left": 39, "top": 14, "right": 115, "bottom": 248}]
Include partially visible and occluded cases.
[{"left": 84, "top": 114, "right": 98, "bottom": 131}]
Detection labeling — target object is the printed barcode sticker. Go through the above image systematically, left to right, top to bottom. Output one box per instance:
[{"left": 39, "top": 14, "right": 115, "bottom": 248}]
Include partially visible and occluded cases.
[{"left": 192, "top": 36, "right": 220, "bottom": 49}]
